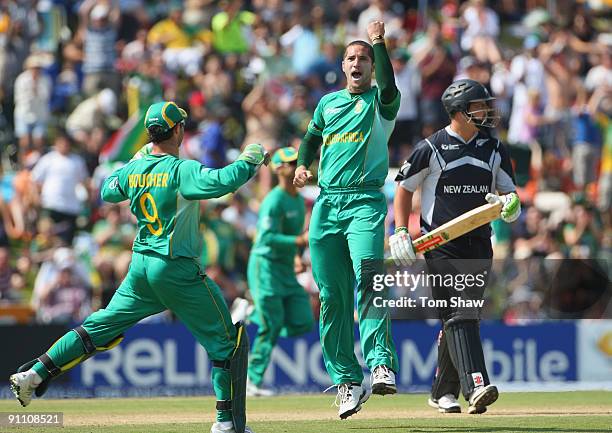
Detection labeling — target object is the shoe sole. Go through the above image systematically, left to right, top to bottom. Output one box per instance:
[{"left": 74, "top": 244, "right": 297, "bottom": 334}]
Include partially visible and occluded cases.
[
  {"left": 9, "top": 375, "right": 27, "bottom": 407},
  {"left": 371, "top": 382, "right": 397, "bottom": 396},
  {"left": 469, "top": 386, "right": 498, "bottom": 413},
  {"left": 339, "top": 390, "right": 370, "bottom": 420},
  {"left": 427, "top": 398, "right": 438, "bottom": 410},
  {"left": 468, "top": 405, "right": 488, "bottom": 414},
  {"left": 438, "top": 406, "right": 461, "bottom": 414}
]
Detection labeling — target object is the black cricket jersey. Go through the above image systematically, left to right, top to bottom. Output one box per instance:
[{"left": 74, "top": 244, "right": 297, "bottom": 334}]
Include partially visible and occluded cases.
[{"left": 395, "top": 126, "right": 516, "bottom": 239}]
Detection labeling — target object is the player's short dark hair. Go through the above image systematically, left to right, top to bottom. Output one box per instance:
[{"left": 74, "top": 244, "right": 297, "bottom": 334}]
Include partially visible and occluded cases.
[
  {"left": 343, "top": 40, "right": 374, "bottom": 62},
  {"left": 147, "top": 124, "right": 180, "bottom": 143}
]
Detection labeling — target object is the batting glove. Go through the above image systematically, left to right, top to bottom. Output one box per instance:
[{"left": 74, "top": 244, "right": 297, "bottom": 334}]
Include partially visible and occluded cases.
[
  {"left": 238, "top": 143, "right": 270, "bottom": 167},
  {"left": 485, "top": 192, "right": 521, "bottom": 223},
  {"left": 389, "top": 227, "right": 417, "bottom": 266}
]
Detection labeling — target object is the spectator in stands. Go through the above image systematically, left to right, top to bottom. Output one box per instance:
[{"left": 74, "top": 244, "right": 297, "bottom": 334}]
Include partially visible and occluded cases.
[
  {"left": 79, "top": 0, "right": 120, "bottom": 96},
  {"left": 211, "top": 0, "right": 255, "bottom": 55},
  {"left": 460, "top": 0, "right": 502, "bottom": 64},
  {"left": 147, "top": 2, "right": 205, "bottom": 77},
  {"left": 280, "top": 14, "right": 320, "bottom": 77},
  {"left": 413, "top": 19, "right": 456, "bottom": 136},
  {"left": 120, "top": 28, "right": 149, "bottom": 71},
  {"left": 539, "top": 33, "right": 582, "bottom": 153},
  {"left": 306, "top": 41, "right": 343, "bottom": 92},
  {"left": 585, "top": 46, "right": 612, "bottom": 91},
  {"left": 389, "top": 49, "right": 420, "bottom": 165},
  {"left": 13, "top": 54, "right": 51, "bottom": 160},
  {"left": 194, "top": 54, "right": 233, "bottom": 103},
  {"left": 241, "top": 83, "right": 284, "bottom": 194},
  {"left": 65, "top": 88, "right": 117, "bottom": 148},
  {"left": 519, "top": 89, "right": 547, "bottom": 147},
  {"left": 570, "top": 90, "right": 602, "bottom": 190},
  {"left": 185, "top": 102, "right": 229, "bottom": 169},
  {"left": 31, "top": 131, "right": 89, "bottom": 245},
  {"left": 0, "top": 178, "right": 25, "bottom": 245},
  {"left": 563, "top": 201, "right": 601, "bottom": 258},
  {"left": 92, "top": 204, "right": 134, "bottom": 307},
  {"left": 0, "top": 246, "right": 22, "bottom": 303},
  {"left": 37, "top": 262, "right": 90, "bottom": 324}
]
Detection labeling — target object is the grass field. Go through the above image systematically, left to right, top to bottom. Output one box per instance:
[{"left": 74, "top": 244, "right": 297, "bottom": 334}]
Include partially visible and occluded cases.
[{"left": 0, "top": 391, "right": 610, "bottom": 433}]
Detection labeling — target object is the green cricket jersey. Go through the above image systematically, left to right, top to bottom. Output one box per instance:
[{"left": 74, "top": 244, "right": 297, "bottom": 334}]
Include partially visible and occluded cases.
[
  {"left": 307, "top": 86, "right": 400, "bottom": 189},
  {"left": 101, "top": 154, "right": 256, "bottom": 258},
  {"left": 250, "top": 186, "right": 305, "bottom": 265}
]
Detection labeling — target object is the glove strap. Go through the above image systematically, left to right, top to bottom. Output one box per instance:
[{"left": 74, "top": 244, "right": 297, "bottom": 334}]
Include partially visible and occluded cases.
[{"left": 394, "top": 226, "right": 408, "bottom": 235}]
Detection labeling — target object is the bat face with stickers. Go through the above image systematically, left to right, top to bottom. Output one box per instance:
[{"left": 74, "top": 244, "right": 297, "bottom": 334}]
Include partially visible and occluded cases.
[{"left": 411, "top": 201, "right": 502, "bottom": 254}]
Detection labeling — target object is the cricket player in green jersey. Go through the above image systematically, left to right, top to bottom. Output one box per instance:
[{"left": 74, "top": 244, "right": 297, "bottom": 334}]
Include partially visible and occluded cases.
[
  {"left": 293, "top": 21, "right": 400, "bottom": 419},
  {"left": 10, "top": 101, "right": 269, "bottom": 433},
  {"left": 246, "top": 147, "right": 314, "bottom": 397}
]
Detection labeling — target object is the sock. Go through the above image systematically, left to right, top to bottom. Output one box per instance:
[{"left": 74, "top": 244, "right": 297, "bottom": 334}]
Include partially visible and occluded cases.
[
  {"left": 32, "top": 330, "right": 85, "bottom": 381},
  {"left": 212, "top": 366, "right": 232, "bottom": 422},
  {"left": 27, "top": 370, "right": 43, "bottom": 386}
]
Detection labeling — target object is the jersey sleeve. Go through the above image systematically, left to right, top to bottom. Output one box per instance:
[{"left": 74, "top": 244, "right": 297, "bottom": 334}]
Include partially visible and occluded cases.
[
  {"left": 377, "top": 89, "right": 401, "bottom": 121},
  {"left": 307, "top": 98, "right": 326, "bottom": 137},
  {"left": 395, "top": 140, "right": 432, "bottom": 192},
  {"left": 495, "top": 141, "right": 517, "bottom": 194},
  {"left": 178, "top": 160, "right": 256, "bottom": 200},
  {"left": 101, "top": 166, "right": 128, "bottom": 203},
  {"left": 257, "top": 195, "right": 297, "bottom": 248}
]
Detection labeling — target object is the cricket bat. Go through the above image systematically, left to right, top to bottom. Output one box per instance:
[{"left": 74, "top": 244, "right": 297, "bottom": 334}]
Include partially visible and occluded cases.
[{"left": 411, "top": 201, "right": 502, "bottom": 254}]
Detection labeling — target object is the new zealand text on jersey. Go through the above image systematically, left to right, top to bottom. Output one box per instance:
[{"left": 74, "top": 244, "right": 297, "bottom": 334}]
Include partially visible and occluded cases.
[{"left": 443, "top": 185, "right": 489, "bottom": 194}]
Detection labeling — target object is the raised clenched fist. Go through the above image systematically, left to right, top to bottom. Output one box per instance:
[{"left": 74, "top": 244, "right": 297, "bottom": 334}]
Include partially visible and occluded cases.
[{"left": 367, "top": 21, "right": 385, "bottom": 44}]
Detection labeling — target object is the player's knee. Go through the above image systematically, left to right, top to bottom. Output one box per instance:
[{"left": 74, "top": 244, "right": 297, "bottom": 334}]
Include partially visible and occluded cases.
[
  {"left": 319, "top": 291, "right": 341, "bottom": 308},
  {"left": 443, "top": 314, "right": 479, "bottom": 328}
]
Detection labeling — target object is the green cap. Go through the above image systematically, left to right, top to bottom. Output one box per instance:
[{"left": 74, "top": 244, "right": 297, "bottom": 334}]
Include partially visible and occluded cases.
[
  {"left": 144, "top": 101, "right": 188, "bottom": 132},
  {"left": 271, "top": 147, "right": 298, "bottom": 169}
]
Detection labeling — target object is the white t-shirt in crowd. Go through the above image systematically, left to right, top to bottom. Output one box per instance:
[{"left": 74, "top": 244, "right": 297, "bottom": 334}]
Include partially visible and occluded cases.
[{"left": 31, "top": 150, "right": 88, "bottom": 215}]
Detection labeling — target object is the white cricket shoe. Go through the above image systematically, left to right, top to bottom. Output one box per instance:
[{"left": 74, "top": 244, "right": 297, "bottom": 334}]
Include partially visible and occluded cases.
[
  {"left": 371, "top": 365, "right": 397, "bottom": 395},
  {"left": 9, "top": 370, "right": 42, "bottom": 407},
  {"left": 246, "top": 379, "right": 275, "bottom": 397},
  {"left": 334, "top": 383, "right": 370, "bottom": 419},
  {"left": 468, "top": 384, "right": 498, "bottom": 413},
  {"left": 434, "top": 394, "right": 461, "bottom": 413},
  {"left": 427, "top": 396, "right": 439, "bottom": 410},
  {"left": 210, "top": 421, "right": 255, "bottom": 433}
]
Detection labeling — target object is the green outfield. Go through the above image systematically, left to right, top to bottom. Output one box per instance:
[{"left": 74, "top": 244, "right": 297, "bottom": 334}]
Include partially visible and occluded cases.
[{"left": 0, "top": 391, "right": 610, "bottom": 433}]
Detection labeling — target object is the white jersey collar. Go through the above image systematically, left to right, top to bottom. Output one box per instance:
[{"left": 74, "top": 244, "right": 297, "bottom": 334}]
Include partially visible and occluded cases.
[{"left": 445, "top": 125, "right": 478, "bottom": 144}]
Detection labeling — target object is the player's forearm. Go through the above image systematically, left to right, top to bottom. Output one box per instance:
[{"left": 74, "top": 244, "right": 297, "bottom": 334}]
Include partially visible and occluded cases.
[
  {"left": 373, "top": 42, "right": 398, "bottom": 105},
  {"left": 297, "top": 131, "right": 322, "bottom": 169},
  {"left": 179, "top": 160, "right": 256, "bottom": 200},
  {"left": 197, "top": 161, "right": 256, "bottom": 199},
  {"left": 394, "top": 186, "right": 413, "bottom": 229}
]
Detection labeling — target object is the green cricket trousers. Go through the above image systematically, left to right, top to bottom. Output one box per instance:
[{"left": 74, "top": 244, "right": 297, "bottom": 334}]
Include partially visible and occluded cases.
[
  {"left": 309, "top": 188, "right": 398, "bottom": 385},
  {"left": 32, "top": 251, "right": 237, "bottom": 422},
  {"left": 246, "top": 255, "right": 314, "bottom": 386}
]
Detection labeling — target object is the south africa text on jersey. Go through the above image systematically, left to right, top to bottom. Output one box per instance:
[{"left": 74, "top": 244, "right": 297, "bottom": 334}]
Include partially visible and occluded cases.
[
  {"left": 323, "top": 131, "right": 365, "bottom": 146},
  {"left": 128, "top": 173, "right": 170, "bottom": 188}
]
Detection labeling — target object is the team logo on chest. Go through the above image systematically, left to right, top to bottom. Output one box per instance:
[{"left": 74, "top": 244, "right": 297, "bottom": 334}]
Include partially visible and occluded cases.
[
  {"left": 354, "top": 99, "right": 365, "bottom": 114},
  {"left": 441, "top": 144, "right": 460, "bottom": 150}
]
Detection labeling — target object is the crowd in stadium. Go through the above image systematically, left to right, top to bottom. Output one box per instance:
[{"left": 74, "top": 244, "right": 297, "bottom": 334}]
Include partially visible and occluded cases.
[{"left": 0, "top": 0, "right": 609, "bottom": 324}]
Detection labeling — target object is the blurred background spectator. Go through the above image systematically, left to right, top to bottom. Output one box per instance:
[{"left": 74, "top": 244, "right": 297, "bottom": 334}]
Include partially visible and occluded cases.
[{"left": 0, "top": 0, "right": 609, "bottom": 326}]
